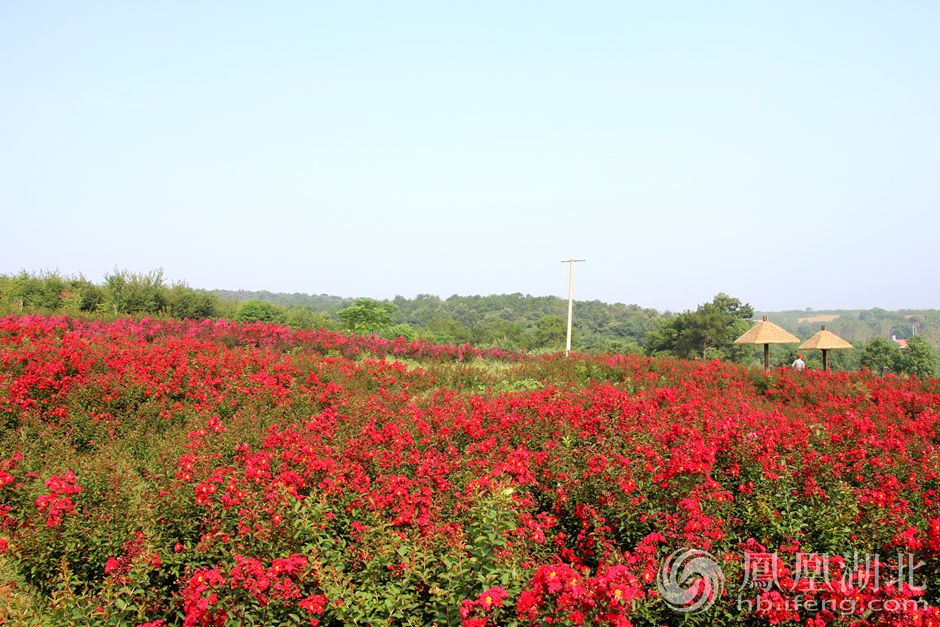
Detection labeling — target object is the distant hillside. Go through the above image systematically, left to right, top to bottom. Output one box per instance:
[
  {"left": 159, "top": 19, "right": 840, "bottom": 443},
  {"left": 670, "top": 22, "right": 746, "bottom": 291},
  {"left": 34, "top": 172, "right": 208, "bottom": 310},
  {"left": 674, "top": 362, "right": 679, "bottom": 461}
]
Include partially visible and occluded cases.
[
  {"left": 214, "top": 288, "right": 940, "bottom": 354},
  {"left": 212, "top": 289, "right": 662, "bottom": 354},
  {"left": 212, "top": 290, "right": 351, "bottom": 314},
  {"left": 757, "top": 308, "right": 940, "bottom": 349}
]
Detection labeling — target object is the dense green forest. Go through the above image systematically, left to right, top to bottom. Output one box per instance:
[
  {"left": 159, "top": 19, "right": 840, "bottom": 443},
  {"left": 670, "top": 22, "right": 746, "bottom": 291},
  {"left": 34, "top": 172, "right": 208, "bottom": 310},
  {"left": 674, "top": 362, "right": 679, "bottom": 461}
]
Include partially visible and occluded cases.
[{"left": 1, "top": 270, "right": 937, "bottom": 376}]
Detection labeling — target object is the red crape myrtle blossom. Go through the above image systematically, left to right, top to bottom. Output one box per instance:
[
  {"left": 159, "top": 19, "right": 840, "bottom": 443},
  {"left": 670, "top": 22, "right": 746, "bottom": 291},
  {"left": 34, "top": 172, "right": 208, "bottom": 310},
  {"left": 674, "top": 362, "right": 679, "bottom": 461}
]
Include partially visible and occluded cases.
[
  {"left": 0, "top": 314, "right": 938, "bottom": 625},
  {"left": 0, "top": 451, "right": 23, "bottom": 488},
  {"left": 0, "top": 452, "right": 24, "bottom": 531},
  {"left": 35, "top": 471, "right": 82, "bottom": 528},
  {"left": 928, "top": 516, "right": 940, "bottom": 554},
  {"left": 103, "top": 531, "right": 161, "bottom": 582},
  {"left": 177, "top": 553, "right": 325, "bottom": 625},
  {"left": 516, "top": 559, "right": 649, "bottom": 625},
  {"left": 517, "top": 563, "right": 590, "bottom": 622},
  {"left": 180, "top": 567, "right": 227, "bottom": 627},
  {"left": 460, "top": 586, "right": 508, "bottom": 626}
]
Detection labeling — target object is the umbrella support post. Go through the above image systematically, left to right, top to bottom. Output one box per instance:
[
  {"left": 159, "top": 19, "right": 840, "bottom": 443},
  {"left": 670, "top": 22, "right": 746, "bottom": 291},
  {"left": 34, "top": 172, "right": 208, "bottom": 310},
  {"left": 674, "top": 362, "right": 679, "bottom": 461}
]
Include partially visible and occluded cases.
[
  {"left": 764, "top": 343, "right": 769, "bottom": 371},
  {"left": 822, "top": 349, "right": 828, "bottom": 371}
]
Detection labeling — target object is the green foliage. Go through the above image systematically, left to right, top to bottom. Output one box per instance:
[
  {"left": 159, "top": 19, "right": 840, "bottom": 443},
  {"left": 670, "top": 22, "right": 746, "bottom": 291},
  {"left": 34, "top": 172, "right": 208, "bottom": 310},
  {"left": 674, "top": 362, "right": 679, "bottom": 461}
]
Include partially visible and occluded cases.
[
  {"left": 0, "top": 269, "right": 219, "bottom": 320},
  {"left": 101, "top": 269, "right": 167, "bottom": 315},
  {"left": 7, "top": 271, "right": 68, "bottom": 310},
  {"left": 0, "top": 272, "right": 105, "bottom": 315},
  {"left": 72, "top": 280, "right": 105, "bottom": 313},
  {"left": 166, "top": 283, "right": 220, "bottom": 319},
  {"left": 215, "top": 289, "right": 350, "bottom": 315},
  {"left": 387, "top": 293, "right": 662, "bottom": 353},
  {"left": 645, "top": 293, "right": 754, "bottom": 361},
  {"left": 337, "top": 298, "right": 397, "bottom": 335},
  {"left": 235, "top": 300, "right": 288, "bottom": 325},
  {"left": 283, "top": 306, "right": 336, "bottom": 330},
  {"left": 531, "top": 315, "right": 565, "bottom": 351},
  {"left": 422, "top": 316, "right": 472, "bottom": 345},
  {"left": 475, "top": 320, "right": 527, "bottom": 350},
  {"left": 384, "top": 323, "right": 418, "bottom": 341},
  {"left": 900, "top": 335, "right": 938, "bottom": 378},
  {"left": 861, "top": 336, "right": 902, "bottom": 376}
]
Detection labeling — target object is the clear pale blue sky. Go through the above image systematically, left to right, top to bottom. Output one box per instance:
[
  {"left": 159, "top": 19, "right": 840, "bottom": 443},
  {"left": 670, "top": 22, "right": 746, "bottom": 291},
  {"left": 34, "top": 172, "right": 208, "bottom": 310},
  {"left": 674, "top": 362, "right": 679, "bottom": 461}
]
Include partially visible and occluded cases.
[{"left": 2, "top": 2, "right": 938, "bottom": 311}]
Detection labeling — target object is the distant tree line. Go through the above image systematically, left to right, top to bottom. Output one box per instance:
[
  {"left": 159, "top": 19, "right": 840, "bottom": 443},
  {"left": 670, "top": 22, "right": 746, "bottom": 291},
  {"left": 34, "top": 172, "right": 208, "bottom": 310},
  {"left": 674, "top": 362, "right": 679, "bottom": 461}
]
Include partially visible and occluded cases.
[
  {"left": 0, "top": 270, "right": 218, "bottom": 319},
  {"left": 1, "top": 270, "right": 936, "bottom": 377},
  {"left": 209, "top": 289, "right": 663, "bottom": 353},
  {"left": 858, "top": 335, "right": 938, "bottom": 379}
]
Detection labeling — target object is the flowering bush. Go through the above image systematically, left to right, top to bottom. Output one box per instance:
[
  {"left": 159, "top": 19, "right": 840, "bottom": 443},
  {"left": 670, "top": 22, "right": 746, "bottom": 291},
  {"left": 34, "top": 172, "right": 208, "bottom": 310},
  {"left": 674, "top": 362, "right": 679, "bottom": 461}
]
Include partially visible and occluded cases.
[{"left": 0, "top": 314, "right": 937, "bottom": 625}]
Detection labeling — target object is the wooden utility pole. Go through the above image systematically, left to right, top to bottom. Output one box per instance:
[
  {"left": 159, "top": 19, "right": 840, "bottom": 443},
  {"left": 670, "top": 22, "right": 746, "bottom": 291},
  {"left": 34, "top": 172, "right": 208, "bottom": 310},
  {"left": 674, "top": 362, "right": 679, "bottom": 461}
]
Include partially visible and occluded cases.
[{"left": 561, "top": 258, "right": 585, "bottom": 357}]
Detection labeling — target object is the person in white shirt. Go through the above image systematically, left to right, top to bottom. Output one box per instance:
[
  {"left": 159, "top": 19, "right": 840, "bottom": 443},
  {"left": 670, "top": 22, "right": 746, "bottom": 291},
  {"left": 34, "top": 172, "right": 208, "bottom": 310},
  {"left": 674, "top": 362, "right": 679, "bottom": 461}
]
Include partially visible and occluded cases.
[{"left": 792, "top": 354, "right": 806, "bottom": 372}]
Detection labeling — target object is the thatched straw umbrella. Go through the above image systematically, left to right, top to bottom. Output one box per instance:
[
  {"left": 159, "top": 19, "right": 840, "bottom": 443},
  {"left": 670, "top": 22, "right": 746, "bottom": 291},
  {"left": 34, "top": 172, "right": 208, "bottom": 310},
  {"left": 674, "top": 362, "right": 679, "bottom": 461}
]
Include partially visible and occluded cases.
[
  {"left": 734, "top": 315, "right": 801, "bottom": 371},
  {"left": 799, "top": 325, "right": 852, "bottom": 371}
]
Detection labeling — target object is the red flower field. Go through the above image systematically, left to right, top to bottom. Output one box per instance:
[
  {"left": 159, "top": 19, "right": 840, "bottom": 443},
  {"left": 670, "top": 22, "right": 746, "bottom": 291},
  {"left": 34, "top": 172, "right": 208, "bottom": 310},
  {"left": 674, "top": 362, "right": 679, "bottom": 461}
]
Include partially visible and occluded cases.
[{"left": 0, "top": 315, "right": 938, "bottom": 625}]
